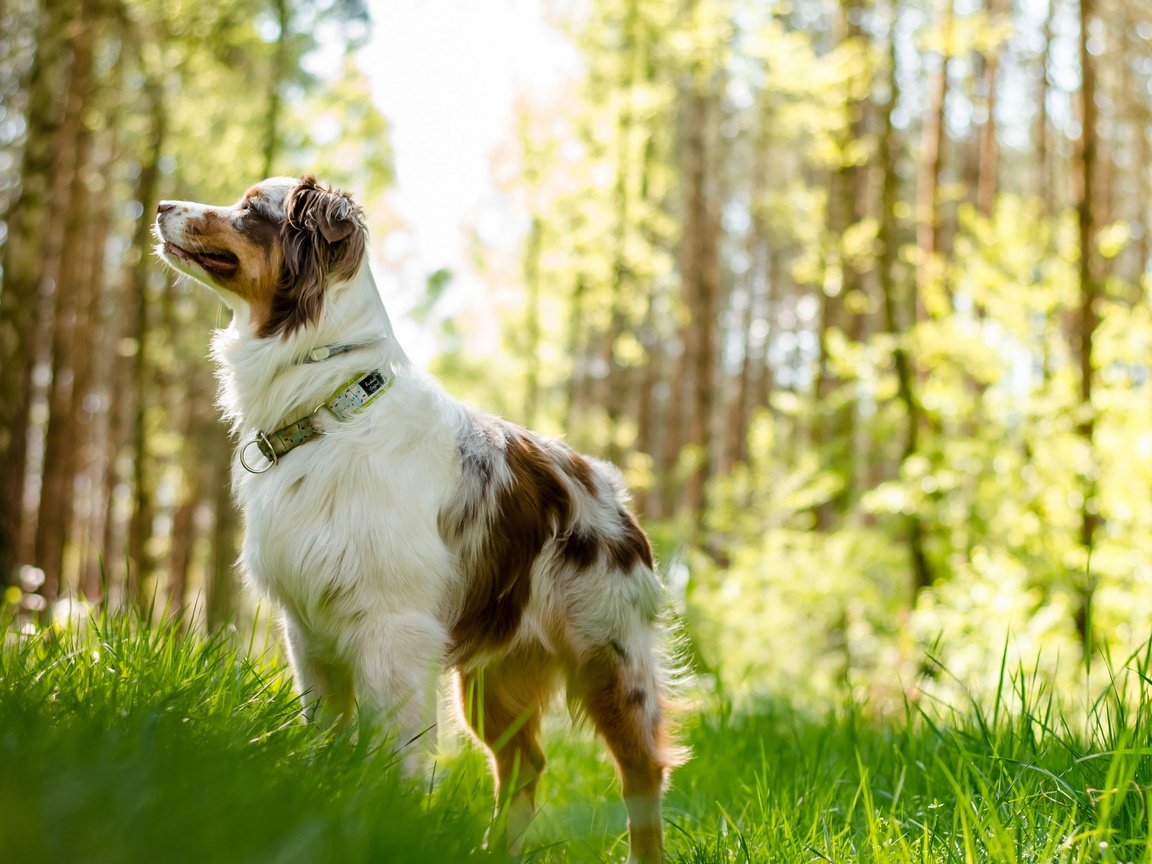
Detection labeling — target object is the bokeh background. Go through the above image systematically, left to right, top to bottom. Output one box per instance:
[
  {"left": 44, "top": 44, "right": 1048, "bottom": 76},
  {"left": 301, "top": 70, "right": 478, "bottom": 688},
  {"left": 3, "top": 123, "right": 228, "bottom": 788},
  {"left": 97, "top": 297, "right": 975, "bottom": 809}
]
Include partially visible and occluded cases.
[{"left": 2, "top": 0, "right": 1151, "bottom": 710}]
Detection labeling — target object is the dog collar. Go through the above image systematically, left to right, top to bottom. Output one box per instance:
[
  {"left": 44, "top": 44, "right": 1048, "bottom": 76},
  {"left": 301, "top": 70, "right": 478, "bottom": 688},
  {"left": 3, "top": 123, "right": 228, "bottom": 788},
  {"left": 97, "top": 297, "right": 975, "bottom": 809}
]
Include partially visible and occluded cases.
[{"left": 239, "top": 369, "right": 394, "bottom": 474}]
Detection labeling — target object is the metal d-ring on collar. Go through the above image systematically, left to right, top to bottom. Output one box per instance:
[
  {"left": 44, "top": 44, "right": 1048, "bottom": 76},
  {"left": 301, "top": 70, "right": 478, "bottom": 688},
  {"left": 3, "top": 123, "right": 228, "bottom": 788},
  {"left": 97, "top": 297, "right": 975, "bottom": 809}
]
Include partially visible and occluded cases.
[{"left": 239, "top": 431, "right": 279, "bottom": 474}]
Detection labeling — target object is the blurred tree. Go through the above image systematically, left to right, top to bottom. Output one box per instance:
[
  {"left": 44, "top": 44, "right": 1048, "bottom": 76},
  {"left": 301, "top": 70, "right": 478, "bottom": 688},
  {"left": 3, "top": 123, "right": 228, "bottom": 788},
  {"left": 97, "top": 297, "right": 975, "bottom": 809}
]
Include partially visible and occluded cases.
[
  {"left": 0, "top": 0, "right": 80, "bottom": 589},
  {"left": 1072, "top": 0, "right": 1099, "bottom": 653}
]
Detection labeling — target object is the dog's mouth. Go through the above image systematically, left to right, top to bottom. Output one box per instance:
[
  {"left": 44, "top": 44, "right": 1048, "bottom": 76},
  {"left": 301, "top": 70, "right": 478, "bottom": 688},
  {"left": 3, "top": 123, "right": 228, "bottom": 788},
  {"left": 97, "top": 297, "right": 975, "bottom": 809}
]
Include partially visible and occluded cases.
[{"left": 163, "top": 241, "right": 240, "bottom": 277}]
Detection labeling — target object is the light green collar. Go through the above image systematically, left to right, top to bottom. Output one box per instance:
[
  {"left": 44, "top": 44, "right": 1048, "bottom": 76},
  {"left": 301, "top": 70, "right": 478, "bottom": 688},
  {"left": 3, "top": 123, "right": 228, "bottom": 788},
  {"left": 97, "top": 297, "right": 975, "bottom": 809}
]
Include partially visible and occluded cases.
[{"left": 239, "top": 369, "right": 394, "bottom": 474}]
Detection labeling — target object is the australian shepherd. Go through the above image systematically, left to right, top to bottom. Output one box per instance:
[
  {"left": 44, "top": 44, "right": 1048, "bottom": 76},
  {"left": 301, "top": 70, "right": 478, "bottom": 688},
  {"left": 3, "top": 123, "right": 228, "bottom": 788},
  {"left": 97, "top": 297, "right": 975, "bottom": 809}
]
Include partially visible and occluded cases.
[{"left": 154, "top": 176, "right": 684, "bottom": 863}]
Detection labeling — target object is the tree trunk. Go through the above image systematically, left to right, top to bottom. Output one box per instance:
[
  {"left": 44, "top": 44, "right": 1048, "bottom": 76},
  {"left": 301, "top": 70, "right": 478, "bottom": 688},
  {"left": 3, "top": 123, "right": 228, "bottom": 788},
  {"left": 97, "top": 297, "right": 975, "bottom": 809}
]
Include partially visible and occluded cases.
[
  {"left": 0, "top": 0, "right": 78, "bottom": 586},
  {"left": 33, "top": 0, "right": 99, "bottom": 608},
  {"left": 261, "top": 0, "right": 290, "bottom": 177},
  {"left": 603, "top": 0, "right": 640, "bottom": 463},
  {"left": 813, "top": 0, "right": 868, "bottom": 530},
  {"left": 880, "top": 0, "right": 934, "bottom": 597},
  {"left": 915, "top": 0, "right": 954, "bottom": 314},
  {"left": 976, "top": 0, "right": 1002, "bottom": 217},
  {"left": 1037, "top": 0, "right": 1054, "bottom": 213},
  {"left": 1073, "top": 0, "right": 1099, "bottom": 656},
  {"left": 77, "top": 35, "right": 126, "bottom": 606},
  {"left": 127, "top": 76, "right": 167, "bottom": 613},
  {"left": 678, "top": 80, "right": 720, "bottom": 529},
  {"left": 71, "top": 192, "right": 111, "bottom": 605},
  {"left": 522, "top": 216, "right": 542, "bottom": 428},
  {"left": 564, "top": 274, "right": 589, "bottom": 440},
  {"left": 633, "top": 288, "right": 662, "bottom": 517},
  {"left": 95, "top": 301, "right": 132, "bottom": 608},
  {"left": 168, "top": 394, "right": 209, "bottom": 623},
  {"left": 205, "top": 429, "right": 238, "bottom": 630}
]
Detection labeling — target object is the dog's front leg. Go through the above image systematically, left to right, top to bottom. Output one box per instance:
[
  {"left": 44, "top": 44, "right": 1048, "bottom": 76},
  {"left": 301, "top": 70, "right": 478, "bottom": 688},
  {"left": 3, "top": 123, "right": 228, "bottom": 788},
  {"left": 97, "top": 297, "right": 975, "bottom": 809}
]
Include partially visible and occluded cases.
[
  {"left": 350, "top": 611, "right": 447, "bottom": 777},
  {"left": 282, "top": 612, "right": 355, "bottom": 728}
]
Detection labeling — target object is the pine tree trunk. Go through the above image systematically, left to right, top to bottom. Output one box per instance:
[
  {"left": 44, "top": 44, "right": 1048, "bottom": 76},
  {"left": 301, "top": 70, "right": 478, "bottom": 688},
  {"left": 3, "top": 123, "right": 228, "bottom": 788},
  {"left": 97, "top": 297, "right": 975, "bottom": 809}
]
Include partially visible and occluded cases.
[
  {"left": 0, "top": 0, "right": 78, "bottom": 586},
  {"left": 262, "top": 0, "right": 290, "bottom": 177},
  {"left": 604, "top": 0, "right": 640, "bottom": 463},
  {"left": 815, "top": 0, "right": 868, "bottom": 529},
  {"left": 880, "top": 0, "right": 934, "bottom": 597},
  {"left": 916, "top": 0, "right": 954, "bottom": 313},
  {"left": 975, "top": 0, "right": 1001, "bottom": 218},
  {"left": 1037, "top": 0, "right": 1054, "bottom": 213},
  {"left": 1073, "top": 0, "right": 1099, "bottom": 655},
  {"left": 33, "top": 1, "right": 98, "bottom": 608},
  {"left": 127, "top": 76, "right": 167, "bottom": 613},
  {"left": 679, "top": 81, "right": 720, "bottom": 528},
  {"left": 723, "top": 122, "right": 770, "bottom": 477},
  {"left": 70, "top": 199, "right": 110, "bottom": 605},
  {"left": 522, "top": 216, "right": 542, "bottom": 428},
  {"left": 564, "top": 274, "right": 589, "bottom": 439},
  {"left": 633, "top": 289, "right": 662, "bottom": 517},
  {"left": 168, "top": 397, "right": 206, "bottom": 623},
  {"left": 205, "top": 429, "right": 238, "bottom": 630}
]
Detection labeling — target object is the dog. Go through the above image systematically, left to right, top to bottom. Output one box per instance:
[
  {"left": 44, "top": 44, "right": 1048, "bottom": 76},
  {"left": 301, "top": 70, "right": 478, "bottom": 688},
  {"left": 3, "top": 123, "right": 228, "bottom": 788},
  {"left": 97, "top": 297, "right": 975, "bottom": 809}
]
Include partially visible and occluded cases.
[{"left": 154, "top": 176, "right": 684, "bottom": 863}]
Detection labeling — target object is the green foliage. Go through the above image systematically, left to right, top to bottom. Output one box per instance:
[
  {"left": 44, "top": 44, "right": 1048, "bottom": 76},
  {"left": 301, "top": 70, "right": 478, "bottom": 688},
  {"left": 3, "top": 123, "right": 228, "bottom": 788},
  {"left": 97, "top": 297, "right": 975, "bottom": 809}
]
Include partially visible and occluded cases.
[{"left": 686, "top": 191, "right": 1152, "bottom": 709}]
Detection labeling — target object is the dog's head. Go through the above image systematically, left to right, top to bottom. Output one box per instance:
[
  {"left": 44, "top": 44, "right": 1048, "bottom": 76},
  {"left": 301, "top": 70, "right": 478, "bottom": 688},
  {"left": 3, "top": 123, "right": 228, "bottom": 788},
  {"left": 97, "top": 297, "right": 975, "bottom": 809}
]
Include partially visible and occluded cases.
[{"left": 154, "top": 176, "right": 367, "bottom": 337}]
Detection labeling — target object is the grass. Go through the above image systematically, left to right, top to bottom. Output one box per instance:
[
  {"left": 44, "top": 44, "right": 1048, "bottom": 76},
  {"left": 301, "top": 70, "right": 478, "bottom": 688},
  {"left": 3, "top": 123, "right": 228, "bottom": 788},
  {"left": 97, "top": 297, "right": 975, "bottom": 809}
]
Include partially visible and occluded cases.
[{"left": 1, "top": 615, "right": 1151, "bottom": 863}]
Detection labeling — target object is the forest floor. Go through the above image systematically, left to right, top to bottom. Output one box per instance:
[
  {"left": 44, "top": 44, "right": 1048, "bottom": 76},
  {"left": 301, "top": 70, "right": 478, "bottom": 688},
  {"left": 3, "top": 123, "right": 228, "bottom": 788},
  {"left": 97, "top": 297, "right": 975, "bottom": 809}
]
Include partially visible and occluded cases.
[{"left": 1, "top": 615, "right": 1149, "bottom": 863}]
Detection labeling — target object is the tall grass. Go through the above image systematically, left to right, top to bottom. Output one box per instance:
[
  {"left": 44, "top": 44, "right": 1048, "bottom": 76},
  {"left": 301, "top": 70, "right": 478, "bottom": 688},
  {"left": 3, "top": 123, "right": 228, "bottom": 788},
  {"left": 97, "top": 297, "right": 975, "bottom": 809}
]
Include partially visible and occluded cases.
[
  {"left": 1, "top": 614, "right": 1150, "bottom": 862},
  {"left": 0, "top": 615, "right": 493, "bottom": 863}
]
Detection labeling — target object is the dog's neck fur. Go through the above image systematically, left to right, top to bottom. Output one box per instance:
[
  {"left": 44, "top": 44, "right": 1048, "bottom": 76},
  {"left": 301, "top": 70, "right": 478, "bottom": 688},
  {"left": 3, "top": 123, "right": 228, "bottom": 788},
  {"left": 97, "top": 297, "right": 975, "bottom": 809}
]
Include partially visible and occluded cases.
[{"left": 211, "top": 258, "right": 412, "bottom": 436}]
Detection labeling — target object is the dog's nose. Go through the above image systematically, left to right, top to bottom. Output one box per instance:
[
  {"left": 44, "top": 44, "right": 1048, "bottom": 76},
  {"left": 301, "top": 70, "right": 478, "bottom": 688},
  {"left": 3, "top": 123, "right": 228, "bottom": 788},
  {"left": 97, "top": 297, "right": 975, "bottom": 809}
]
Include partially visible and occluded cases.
[{"left": 157, "top": 201, "right": 177, "bottom": 215}]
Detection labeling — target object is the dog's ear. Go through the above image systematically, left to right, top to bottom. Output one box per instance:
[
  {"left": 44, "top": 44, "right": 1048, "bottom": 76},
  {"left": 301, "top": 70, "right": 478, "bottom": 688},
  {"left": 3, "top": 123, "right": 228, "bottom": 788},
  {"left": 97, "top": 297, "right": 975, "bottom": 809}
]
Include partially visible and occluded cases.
[
  {"left": 260, "top": 176, "right": 367, "bottom": 338},
  {"left": 312, "top": 190, "right": 362, "bottom": 244}
]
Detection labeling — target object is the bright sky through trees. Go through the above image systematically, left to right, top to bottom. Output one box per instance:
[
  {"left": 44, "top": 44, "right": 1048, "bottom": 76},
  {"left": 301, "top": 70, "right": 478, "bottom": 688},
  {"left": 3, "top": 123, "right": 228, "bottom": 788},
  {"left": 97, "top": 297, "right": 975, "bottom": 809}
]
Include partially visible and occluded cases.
[{"left": 365, "top": 0, "right": 578, "bottom": 275}]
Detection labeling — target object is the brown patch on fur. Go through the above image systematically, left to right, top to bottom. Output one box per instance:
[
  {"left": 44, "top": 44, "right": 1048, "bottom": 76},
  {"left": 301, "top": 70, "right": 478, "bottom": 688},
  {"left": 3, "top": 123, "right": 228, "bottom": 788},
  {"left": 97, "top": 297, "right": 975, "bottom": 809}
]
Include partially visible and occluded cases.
[
  {"left": 260, "top": 175, "right": 367, "bottom": 339},
  {"left": 444, "top": 417, "right": 660, "bottom": 661},
  {"left": 449, "top": 433, "right": 572, "bottom": 662},
  {"left": 556, "top": 507, "right": 652, "bottom": 574},
  {"left": 607, "top": 508, "right": 655, "bottom": 572},
  {"left": 557, "top": 528, "right": 599, "bottom": 570},
  {"left": 625, "top": 686, "right": 648, "bottom": 707}
]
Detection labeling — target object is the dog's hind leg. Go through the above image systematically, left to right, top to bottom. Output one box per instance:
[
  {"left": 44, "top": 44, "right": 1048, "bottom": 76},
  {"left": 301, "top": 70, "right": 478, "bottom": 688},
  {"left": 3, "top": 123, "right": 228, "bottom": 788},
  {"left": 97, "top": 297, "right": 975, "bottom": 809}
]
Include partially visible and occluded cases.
[
  {"left": 572, "top": 636, "right": 677, "bottom": 864},
  {"left": 456, "top": 647, "right": 558, "bottom": 856}
]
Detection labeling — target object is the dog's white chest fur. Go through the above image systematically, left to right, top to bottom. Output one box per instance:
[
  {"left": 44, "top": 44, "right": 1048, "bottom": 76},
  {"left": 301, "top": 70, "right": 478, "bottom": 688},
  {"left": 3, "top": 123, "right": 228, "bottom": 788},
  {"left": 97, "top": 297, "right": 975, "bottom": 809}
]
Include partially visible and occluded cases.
[{"left": 234, "top": 376, "right": 462, "bottom": 653}]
